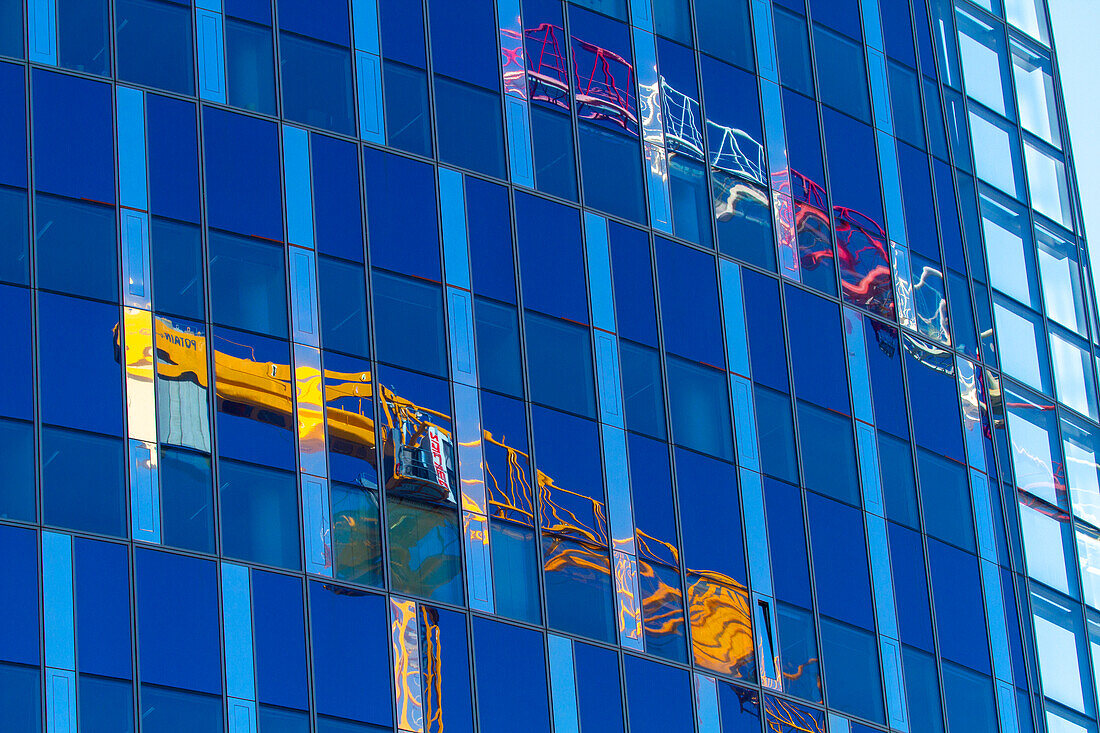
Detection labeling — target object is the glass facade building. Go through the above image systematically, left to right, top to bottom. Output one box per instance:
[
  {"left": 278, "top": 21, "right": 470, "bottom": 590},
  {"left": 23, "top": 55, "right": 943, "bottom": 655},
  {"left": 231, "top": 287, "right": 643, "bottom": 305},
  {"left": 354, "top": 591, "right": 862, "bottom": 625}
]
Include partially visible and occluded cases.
[{"left": 0, "top": 0, "right": 1097, "bottom": 730}]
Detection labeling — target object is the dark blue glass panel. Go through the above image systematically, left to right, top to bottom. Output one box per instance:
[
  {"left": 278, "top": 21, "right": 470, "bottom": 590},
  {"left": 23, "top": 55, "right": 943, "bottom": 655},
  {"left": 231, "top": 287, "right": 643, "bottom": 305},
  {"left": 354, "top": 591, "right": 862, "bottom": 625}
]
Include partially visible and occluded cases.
[
  {"left": 58, "top": 0, "right": 111, "bottom": 75},
  {"left": 115, "top": 0, "right": 195, "bottom": 94},
  {"left": 226, "top": 0, "right": 271, "bottom": 25},
  {"left": 277, "top": 0, "right": 349, "bottom": 45},
  {"left": 379, "top": 0, "right": 425, "bottom": 67},
  {"left": 428, "top": 0, "right": 500, "bottom": 90},
  {"left": 695, "top": 0, "right": 753, "bottom": 69},
  {"left": 808, "top": 0, "right": 860, "bottom": 36},
  {"left": 880, "top": 0, "right": 916, "bottom": 66},
  {"left": 0, "top": 1, "right": 22, "bottom": 58},
  {"left": 774, "top": 8, "right": 814, "bottom": 97},
  {"left": 227, "top": 18, "right": 278, "bottom": 116},
  {"left": 814, "top": 25, "right": 870, "bottom": 121},
  {"left": 279, "top": 34, "right": 355, "bottom": 135},
  {"left": 383, "top": 61, "right": 433, "bottom": 158},
  {"left": 0, "top": 63, "right": 26, "bottom": 188},
  {"left": 890, "top": 63, "right": 925, "bottom": 149},
  {"left": 32, "top": 69, "right": 114, "bottom": 203},
  {"left": 435, "top": 78, "right": 506, "bottom": 179},
  {"left": 781, "top": 87, "right": 825, "bottom": 191},
  {"left": 147, "top": 94, "right": 201, "bottom": 224},
  {"left": 531, "top": 106, "right": 578, "bottom": 201},
  {"left": 204, "top": 108, "right": 282, "bottom": 241},
  {"left": 578, "top": 124, "right": 645, "bottom": 224},
  {"left": 312, "top": 134, "right": 364, "bottom": 263},
  {"left": 898, "top": 142, "right": 938, "bottom": 261},
  {"left": 364, "top": 149, "right": 440, "bottom": 280},
  {"left": 933, "top": 159, "right": 966, "bottom": 273},
  {"left": 467, "top": 178, "right": 516, "bottom": 303},
  {"left": 0, "top": 186, "right": 28, "bottom": 285},
  {"left": 516, "top": 193, "right": 587, "bottom": 322},
  {"left": 36, "top": 195, "right": 118, "bottom": 302},
  {"left": 152, "top": 218, "right": 204, "bottom": 320},
  {"left": 609, "top": 222, "right": 658, "bottom": 346},
  {"left": 209, "top": 232, "right": 288, "bottom": 337},
  {"left": 656, "top": 239, "right": 724, "bottom": 367},
  {"left": 319, "top": 255, "right": 370, "bottom": 358},
  {"left": 371, "top": 270, "right": 447, "bottom": 376},
  {"left": 743, "top": 270, "right": 788, "bottom": 390},
  {"left": 0, "top": 284, "right": 31, "bottom": 420},
  {"left": 784, "top": 284, "right": 849, "bottom": 413},
  {"left": 38, "top": 292, "right": 123, "bottom": 435},
  {"left": 475, "top": 298, "right": 524, "bottom": 398},
  {"left": 524, "top": 312, "right": 596, "bottom": 418},
  {"left": 865, "top": 320, "right": 908, "bottom": 438},
  {"left": 620, "top": 341, "right": 667, "bottom": 439},
  {"left": 666, "top": 356, "right": 733, "bottom": 460},
  {"left": 755, "top": 385, "right": 800, "bottom": 484},
  {"left": 481, "top": 390, "right": 533, "bottom": 522},
  {"left": 797, "top": 401, "right": 860, "bottom": 506},
  {"left": 533, "top": 406, "right": 605, "bottom": 532},
  {"left": 0, "top": 418, "right": 34, "bottom": 521},
  {"left": 42, "top": 427, "right": 125, "bottom": 536},
  {"left": 879, "top": 431, "right": 918, "bottom": 527},
  {"left": 628, "top": 433, "right": 678, "bottom": 557},
  {"left": 160, "top": 447, "right": 216, "bottom": 554},
  {"left": 676, "top": 448, "right": 745, "bottom": 582},
  {"left": 917, "top": 448, "right": 974, "bottom": 551},
  {"left": 219, "top": 459, "right": 301, "bottom": 570},
  {"left": 765, "top": 478, "right": 812, "bottom": 608},
  {"left": 330, "top": 482, "right": 384, "bottom": 588},
  {"left": 806, "top": 492, "right": 874, "bottom": 629},
  {"left": 490, "top": 522, "right": 541, "bottom": 623},
  {"left": 889, "top": 523, "right": 934, "bottom": 651},
  {"left": 0, "top": 525, "right": 39, "bottom": 665},
  {"left": 542, "top": 535, "right": 615, "bottom": 642},
  {"left": 75, "top": 539, "right": 132, "bottom": 679},
  {"left": 928, "top": 540, "right": 990, "bottom": 674},
  {"left": 136, "top": 549, "right": 221, "bottom": 694},
  {"left": 253, "top": 571, "right": 309, "bottom": 711},
  {"left": 309, "top": 583, "right": 393, "bottom": 727},
  {"left": 777, "top": 603, "right": 822, "bottom": 703},
  {"left": 421, "top": 606, "right": 475, "bottom": 733},
  {"left": 472, "top": 618, "right": 550, "bottom": 733},
  {"left": 819, "top": 618, "right": 884, "bottom": 723},
  {"left": 575, "top": 642, "right": 625, "bottom": 733},
  {"left": 902, "top": 646, "right": 945, "bottom": 733},
  {"left": 624, "top": 655, "right": 694, "bottom": 733},
  {"left": 942, "top": 662, "right": 997, "bottom": 731},
  {"left": 0, "top": 664, "right": 39, "bottom": 729},
  {"left": 80, "top": 675, "right": 135, "bottom": 733},
  {"left": 718, "top": 682, "right": 761, "bottom": 732},
  {"left": 140, "top": 686, "right": 223, "bottom": 732},
  {"left": 259, "top": 707, "right": 310, "bottom": 733}
]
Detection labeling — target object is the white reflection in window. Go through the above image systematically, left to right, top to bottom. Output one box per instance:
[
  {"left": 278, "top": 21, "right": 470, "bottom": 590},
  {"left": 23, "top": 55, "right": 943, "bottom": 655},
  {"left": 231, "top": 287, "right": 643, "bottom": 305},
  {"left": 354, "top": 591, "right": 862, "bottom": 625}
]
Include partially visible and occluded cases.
[
  {"left": 956, "top": 5, "right": 1011, "bottom": 117},
  {"left": 1012, "top": 39, "right": 1061, "bottom": 147},
  {"left": 969, "top": 108, "right": 1023, "bottom": 198},
  {"left": 1025, "top": 140, "right": 1075, "bottom": 230},
  {"left": 982, "top": 189, "right": 1040, "bottom": 308},
  {"left": 1038, "top": 223, "right": 1089, "bottom": 335},
  {"left": 994, "top": 296, "right": 1050, "bottom": 394},
  {"left": 1050, "top": 329, "right": 1098, "bottom": 419},
  {"left": 1064, "top": 416, "right": 1100, "bottom": 527},
  {"left": 1019, "top": 497, "right": 1074, "bottom": 595},
  {"left": 1077, "top": 529, "right": 1100, "bottom": 610},
  {"left": 1033, "top": 589, "right": 1089, "bottom": 713}
]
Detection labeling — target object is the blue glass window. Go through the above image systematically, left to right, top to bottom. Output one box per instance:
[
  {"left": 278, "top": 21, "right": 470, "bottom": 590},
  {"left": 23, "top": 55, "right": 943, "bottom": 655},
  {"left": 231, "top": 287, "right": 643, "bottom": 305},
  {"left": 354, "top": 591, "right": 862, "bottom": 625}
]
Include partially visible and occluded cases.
[
  {"left": 0, "top": 0, "right": 22, "bottom": 58},
  {"left": 58, "top": 0, "right": 111, "bottom": 75},
  {"left": 116, "top": 0, "right": 195, "bottom": 94},
  {"left": 695, "top": 0, "right": 753, "bottom": 69},
  {"left": 808, "top": 0, "right": 860, "bottom": 37},
  {"left": 774, "top": 8, "right": 814, "bottom": 96},
  {"left": 226, "top": 17, "right": 278, "bottom": 116},
  {"left": 813, "top": 25, "right": 870, "bottom": 121},
  {"left": 279, "top": 33, "right": 355, "bottom": 135},
  {"left": 383, "top": 60, "right": 433, "bottom": 158},
  {"left": 33, "top": 69, "right": 115, "bottom": 203},
  {"left": 433, "top": 77, "right": 506, "bottom": 180},
  {"left": 147, "top": 94, "right": 201, "bottom": 224},
  {"left": 531, "top": 105, "right": 579, "bottom": 201},
  {"left": 204, "top": 109, "right": 283, "bottom": 241},
  {"left": 312, "top": 134, "right": 364, "bottom": 263},
  {"left": 364, "top": 149, "right": 440, "bottom": 280},
  {"left": 467, "top": 179, "right": 515, "bottom": 303},
  {"left": 0, "top": 187, "right": 27, "bottom": 287},
  {"left": 516, "top": 193, "right": 588, "bottom": 323},
  {"left": 35, "top": 195, "right": 118, "bottom": 302},
  {"left": 152, "top": 219, "right": 204, "bottom": 320},
  {"left": 609, "top": 222, "right": 658, "bottom": 347},
  {"left": 209, "top": 232, "right": 288, "bottom": 338},
  {"left": 656, "top": 239, "right": 724, "bottom": 367},
  {"left": 319, "top": 255, "right": 370, "bottom": 358},
  {"left": 371, "top": 270, "right": 447, "bottom": 377},
  {"left": 743, "top": 270, "right": 789, "bottom": 391},
  {"left": 0, "top": 285, "right": 32, "bottom": 421},
  {"left": 784, "top": 285, "right": 849, "bottom": 413},
  {"left": 475, "top": 298, "right": 524, "bottom": 398},
  {"left": 524, "top": 312, "right": 596, "bottom": 418},
  {"left": 620, "top": 341, "right": 667, "bottom": 439},
  {"left": 666, "top": 357, "right": 733, "bottom": 460},
  {"left": 755, "top": 385, "right": 799, "bottom": 484},
  {"left": 797, "top": 401, "right": 860, "bottom": 506},
  {"left": 0, "top": 418, "right": 34, "bottom": 521},
  {"left": 42, "top": 427, "right": 125, "bottom": 536},
  {"left": 160, "top": 447, "right": 216, "bottom": 554},
  {"left": 676, "top": 448, "right": 746, "bottom": 583},
  {"left": 917, "top": 448, "right": 975, "bottom": 551},
  {"left": 219, "top": 459, "right": 301, "bottom": 570},
  {"left": 765, "top": 478, "right": 812, "bottom": 608},
  {"left": 331, "top": 480, "right": 384, "bottom": 588},
  {"left": 807, "top": 493, "right": 874, "bottom": 630},
  {"left": 889, "top": 523, "right": 935, "bottom": 650},
  {"left": 0, "top": 525, "right": 39, "bottom": 666},
  {"left": 542, "top": 535, "right": 615, "bottom": 642},
  {"left": 75, "top": 539, "right": 132, "bottom": 681},
  {"left": 928, "top": 540, "right": 991, "bottom": 674},
  {"left": 253, "top": 572, "right": 309, "bottom": 711},
  {"left": 309, "top": 583, "right": 392, "bottom": 728},
  {"left": 422, "top": 606, "right": 475, "bottom": 732},
  {"left": 779, "top": 608, "right": 823, "bottom": 702},
  {"left": 819, "top": 618, "right": 884, "bottom": 723},
  {"left": 472, "top": 619, "right": 551, "bottom": 733},
  {"left": 575, "top": 642, "right": 625, "bottom": 732},
  {"left": 903, "top": 646, "right": 945, "bottom": 732},
  {"left": 624, "top": 656, "right": 694, "bottom": 733},
  {"left": 942, "top": 662, "right": 997, "bottom": 731},
  {"left": 718, "top": 682, "right": 761, "bottom": 732}
]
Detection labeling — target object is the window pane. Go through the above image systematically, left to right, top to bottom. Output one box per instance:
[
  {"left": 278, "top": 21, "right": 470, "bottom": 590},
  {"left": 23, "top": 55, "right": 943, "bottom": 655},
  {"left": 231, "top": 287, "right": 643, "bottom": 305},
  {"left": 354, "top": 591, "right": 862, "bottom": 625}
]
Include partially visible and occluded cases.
[
  {"left": 115, "top": 0, "right": 195, "bottom": 94},
  {"left": 279, "top": 33, "right": 355, "bottom": 135},
  {"left": 219, "top": 459, "right": 301, "bottom": 570}
]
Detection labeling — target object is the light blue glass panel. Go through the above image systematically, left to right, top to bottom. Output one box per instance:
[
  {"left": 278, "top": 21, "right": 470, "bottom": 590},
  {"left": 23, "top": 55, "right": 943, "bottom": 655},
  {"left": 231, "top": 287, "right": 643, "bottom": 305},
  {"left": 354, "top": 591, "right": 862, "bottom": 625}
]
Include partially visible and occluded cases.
[
  {"left": 28, "top": 0, "right": 57, "bottom": 65},
  {"left": 196, "top": 0, "right": 222, "bottom": 11},
  {"left": 352, "top": 0, "right": 380, "bottom": 54},
  {"left": 630, "top": 0, "right": 654, "bottom": 31},
  {"left": 752, "top": 0, "right": 779, "bottom": 83},
  {"left": 859, "top": 0, "right": 884, "bottom": 50},
  {"left": 196, "top": 9, "right": 227, "bottom": 104},
  {"left": 633, "top": 28, "right": 662, "bottom": 146},
  {"left": 867, "top": 48, "right": 895, "bottom": 135},
  {"left": 356, "top": 51, "right": 385, "bottom": 145},
  {"left": 760, "top": 81, "right": 789, "bottom": 193},
  {"left": 117, "top": 87, "right": 149, "bottom": 212},
  {"left": 505, "top": 98, "right": 535, "bottom": 188},
  {"left": 282, "top": 126, "right": 314, "bottom": 250},
  {"left": 877, "top": 132, "right": 908, "bottom": 246},
  {"left": 644, "top": 143, "right": 673, "bottom": 234},
  {"left": 439, "top": 168, "right": 471, "bottom": 290},
  {"left": 122, "top": 210, "right": 152, "bottom": 310},
  {"left": 584, "top": 213, "right": 616, "bottom": 334},
  {"left": 891, "top": 242, "right": 916, "bottom": 330},
  {"left": 289, "top": 246, "right": 319, "bottom": 347},
  {"left": 720, "top": 260, "right": 750, "bottom": 377},
  {"left": 448, "top": 287, "right": 478, "bottom": 387},
  {"left": 844, "top": 309, "right": 875, "bottom": 424},
  {"left": 595, "top": 331, "right": 625, "bottom": 429},
  {"left": 957, "top": 357, "right": 987, "bottom": 472},
  {"left": 731, "top": 375, "right": 760, "bottom": 472},
  {"left": 454, "top": 383, "right": 487, "bottom": 513},
  {"left": 856, "top": 422, "right": 885, "bottom": 516},
  {"left": 602, "top": 425, "right": 635, "bottom": 554},
  {"left": 130, "top": 439, "right": 162, "bottom": 544},
  {"left": 739, "top": 467, "right": 772, "bottom": 597},
  {"left": 970, "top": 469, "right": 997, "bottom": 562},
  {"left": 302, "top": 476, "right": 332, "bottom": 576},
  {"left": 463, "top": 511, "right": 494, "bottom": 613},
  {"left": 866, "top": 515, "right": 898, "bottom": 639},
  {"left": 42, "top": 531, "right": 75, "bottom": 671},
  {"left": 614, "top": 550, "right": 643, "bottom": 650},
  {"left": 982, "top": 558, "right": 1014, "bottom": 684},
  {"left": 221, "top": 562, "right": 256, "bottom": 701},
  {"left": 548, "top": 634, "right": 580, "bottom": 733},
  {"left": 880, "top": 637, "right": 910, "bottom": 732},
  {"left": 45, "top": 667, "right": 77, "bottom": 733},
  {"left": 694, "top": 674, "right": 720, "bottom": 733},
  {"left": 996, "top": 679, "right": 1020, "bottom": 733},
  {"left": 228, "top": 697, "right": 257, "bottom": 733},
  {"left": 829, "top": 714, "right": 851, "bottom": 733}
]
